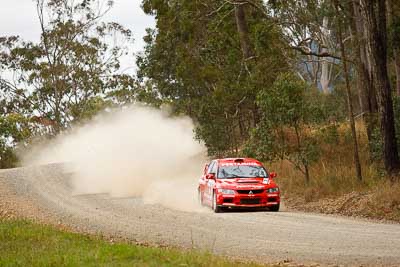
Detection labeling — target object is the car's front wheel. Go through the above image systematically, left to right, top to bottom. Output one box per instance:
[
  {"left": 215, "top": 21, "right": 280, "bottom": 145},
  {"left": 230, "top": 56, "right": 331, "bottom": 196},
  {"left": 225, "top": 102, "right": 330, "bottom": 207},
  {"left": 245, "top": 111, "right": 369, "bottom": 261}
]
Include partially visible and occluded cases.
[
  {"left": 212, "top": 191, "right": 222, "bottom": 213},
  {"left": 269, "top": 203, "right": 280, "bottom": 212}
]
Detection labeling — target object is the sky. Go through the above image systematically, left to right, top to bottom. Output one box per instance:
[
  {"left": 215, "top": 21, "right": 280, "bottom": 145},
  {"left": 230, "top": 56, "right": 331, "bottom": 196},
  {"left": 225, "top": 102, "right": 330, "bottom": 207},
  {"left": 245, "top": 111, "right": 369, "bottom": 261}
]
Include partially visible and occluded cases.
[{"left": 0, "top": 0, "right": 156, "bottom": 72}]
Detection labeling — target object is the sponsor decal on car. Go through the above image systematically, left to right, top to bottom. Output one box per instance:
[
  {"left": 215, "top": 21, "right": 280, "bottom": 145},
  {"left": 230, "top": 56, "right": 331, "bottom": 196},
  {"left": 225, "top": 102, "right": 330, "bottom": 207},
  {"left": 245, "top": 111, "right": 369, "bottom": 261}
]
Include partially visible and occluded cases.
[
  {"left": 220, "top": 162, "right": 261, "bottom": 166},
  {"left": 262, "top": 178, "right": 270, "bottom": 184},
  {"left": 236, "top": 185, "right": 264, "bottom": 189}
]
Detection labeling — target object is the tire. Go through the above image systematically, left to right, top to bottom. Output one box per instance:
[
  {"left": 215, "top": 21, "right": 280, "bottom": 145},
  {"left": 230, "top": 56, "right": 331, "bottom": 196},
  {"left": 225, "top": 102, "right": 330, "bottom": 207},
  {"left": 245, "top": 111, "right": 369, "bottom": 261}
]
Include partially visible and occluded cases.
[
  {"left": 198, "top": 189, "right": 204, "bottom": 206},
  {"left": 212, "top": 191, "right": 222, "bottom": 213},
  {"left": 269, "top": 203, "right": 280, "bottom": 212}
]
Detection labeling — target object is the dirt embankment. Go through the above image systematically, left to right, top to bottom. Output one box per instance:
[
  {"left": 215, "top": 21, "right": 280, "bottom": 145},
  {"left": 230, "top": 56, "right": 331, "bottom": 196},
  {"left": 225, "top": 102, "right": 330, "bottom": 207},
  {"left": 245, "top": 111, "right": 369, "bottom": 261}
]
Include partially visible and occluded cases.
[{"left": 284, "top": 189, "right": 400, "bottom": 223}]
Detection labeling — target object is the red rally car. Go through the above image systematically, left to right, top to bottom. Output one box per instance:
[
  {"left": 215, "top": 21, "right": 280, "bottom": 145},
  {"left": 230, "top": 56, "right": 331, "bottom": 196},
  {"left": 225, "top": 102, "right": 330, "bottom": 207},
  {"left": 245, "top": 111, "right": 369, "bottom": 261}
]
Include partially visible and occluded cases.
[{"left": 198, "top": 158, "right": 280, "bottom": 213}]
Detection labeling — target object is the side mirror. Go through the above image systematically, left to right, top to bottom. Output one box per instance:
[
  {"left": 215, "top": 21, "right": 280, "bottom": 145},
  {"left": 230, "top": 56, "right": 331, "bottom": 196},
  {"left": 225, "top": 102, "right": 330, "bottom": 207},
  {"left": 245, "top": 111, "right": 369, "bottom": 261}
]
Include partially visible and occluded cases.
[
  {"left": 203, "top": 164, "right": 209, "bottom": 174},
  {"left": 269, "top": 172, "right": 277, "bottom": 179},
  {"left": 206, "top": 173, "right": 216, "bottom": 180}
]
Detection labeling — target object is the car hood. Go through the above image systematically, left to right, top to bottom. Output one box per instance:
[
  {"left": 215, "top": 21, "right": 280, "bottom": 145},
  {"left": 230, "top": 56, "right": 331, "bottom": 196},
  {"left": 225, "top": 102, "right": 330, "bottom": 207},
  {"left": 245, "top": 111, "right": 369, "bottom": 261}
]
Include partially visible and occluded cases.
[{"left": 216, "top": 177, "right": 277, "bottom": 189}]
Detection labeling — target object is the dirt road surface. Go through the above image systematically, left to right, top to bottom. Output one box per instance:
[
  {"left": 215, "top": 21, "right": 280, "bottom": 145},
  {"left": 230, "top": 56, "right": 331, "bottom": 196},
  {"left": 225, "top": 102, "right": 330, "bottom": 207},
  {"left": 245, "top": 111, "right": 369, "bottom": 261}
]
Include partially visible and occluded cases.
[{"left": 1, "top": 164, "right": 400, "bottom": 266}]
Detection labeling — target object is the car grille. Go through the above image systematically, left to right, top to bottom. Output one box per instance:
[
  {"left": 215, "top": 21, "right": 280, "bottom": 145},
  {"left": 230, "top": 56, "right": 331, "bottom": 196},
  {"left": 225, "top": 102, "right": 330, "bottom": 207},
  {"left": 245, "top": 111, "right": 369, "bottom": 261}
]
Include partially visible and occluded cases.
[
  {"left": 237, "top": 189, "right": 264, "bottom": 194},
  {"left": 268, "top": 197, "right": 277, "bottom": 202},
  {"left": 240, "top": 198, "right": 260, "bottom": 205}
]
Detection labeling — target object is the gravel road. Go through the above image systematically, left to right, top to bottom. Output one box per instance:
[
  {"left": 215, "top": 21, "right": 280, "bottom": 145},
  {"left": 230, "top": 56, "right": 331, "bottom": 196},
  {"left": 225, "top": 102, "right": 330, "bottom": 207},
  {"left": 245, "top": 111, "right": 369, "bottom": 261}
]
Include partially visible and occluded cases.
[{"left": 1, "top": 164, "right": 400, "bottom": 266}]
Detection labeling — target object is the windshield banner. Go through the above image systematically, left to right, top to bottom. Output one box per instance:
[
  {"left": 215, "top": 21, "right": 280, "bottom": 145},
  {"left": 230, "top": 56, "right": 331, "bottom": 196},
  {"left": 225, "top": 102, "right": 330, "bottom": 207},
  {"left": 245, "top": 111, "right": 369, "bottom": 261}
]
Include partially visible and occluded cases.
[{"left": 220, "top": 162, "right": 260, "bottom": 166}]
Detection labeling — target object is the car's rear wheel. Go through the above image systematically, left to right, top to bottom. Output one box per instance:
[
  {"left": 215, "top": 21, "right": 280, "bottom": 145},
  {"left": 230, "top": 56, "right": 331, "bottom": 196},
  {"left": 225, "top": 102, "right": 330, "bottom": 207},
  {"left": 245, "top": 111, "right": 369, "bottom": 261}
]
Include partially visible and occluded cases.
[
  {"left": 198, "top": 189, "right": 204, "bottom": 206},
  {"left": 212, "top": 191, "right": 222, "bottom": 213},
  {"left": 269, "top": 203, "right": 280, "bottom": 212}
]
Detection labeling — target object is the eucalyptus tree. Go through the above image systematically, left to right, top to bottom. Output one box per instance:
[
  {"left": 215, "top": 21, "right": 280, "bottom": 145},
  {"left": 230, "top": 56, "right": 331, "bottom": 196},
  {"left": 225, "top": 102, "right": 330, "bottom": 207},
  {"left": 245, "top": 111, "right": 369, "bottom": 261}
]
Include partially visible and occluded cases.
[
  {"left": 0, "top": 0, "right": 135, "bottom": 134},
  {"left": 139, "top": 0, "right": 288, "bottom": 156},
  {"left": 267, "top": 0, "right": 341, "bottom": 93},
  {"left": 333, "top": 0, "right": 362, "bottom": 181},
  {"left": 349, "top": 0, "right": 378, "bottom": 150},
  {"left": 360, "top": 0, "right": 400, "bottom": 176},
  {"left": 388, "top": 0, "right": 400, "bottom": 96},
  {"left": 246, "top": 73, "right": 325, "bottom": 184}
]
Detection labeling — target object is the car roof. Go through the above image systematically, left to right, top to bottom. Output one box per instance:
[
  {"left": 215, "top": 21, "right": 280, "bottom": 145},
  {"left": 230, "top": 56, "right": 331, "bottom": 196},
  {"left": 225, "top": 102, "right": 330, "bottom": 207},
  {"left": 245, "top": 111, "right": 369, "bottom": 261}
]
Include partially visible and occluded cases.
[{"left": 215, "top": 158, "right": 263, "bottom": 166}]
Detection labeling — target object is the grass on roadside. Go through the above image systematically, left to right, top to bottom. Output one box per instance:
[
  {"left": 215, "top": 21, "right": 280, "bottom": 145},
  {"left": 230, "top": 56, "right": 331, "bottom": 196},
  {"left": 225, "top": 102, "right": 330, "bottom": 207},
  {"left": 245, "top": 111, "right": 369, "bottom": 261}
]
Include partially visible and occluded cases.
[
  {"left": 270, "top": 121, "right": 400, "bottom": 221},
  {"left": 271, "top": 121, "right": 384, "bottom": 199},
  {"left": 0, "top": 219, "right": 265, "bottom": 267}
]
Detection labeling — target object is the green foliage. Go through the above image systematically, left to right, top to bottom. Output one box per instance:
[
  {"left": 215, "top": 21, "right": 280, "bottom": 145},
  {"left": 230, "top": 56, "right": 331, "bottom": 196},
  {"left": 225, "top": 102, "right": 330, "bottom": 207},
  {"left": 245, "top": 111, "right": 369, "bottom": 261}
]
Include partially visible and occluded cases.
[
  {"left": 0, "top": 0, "right": 136, "bottom": 135},
  {"left": 0, "top": 0, "right": 142, "bottom": 167},
  {"left": 137, "top": 0, "right": 288, "bottom": 156},
  {"left": 245, "top": 73, "right": 326, "bottom": 183},
  {"left": 321, "top": 85, "right": 348, "bottom": 122},
  {"left": 70, "top": 96, "right": 113, "bottom": 124},
  {"left": 370, "top": 96, "right": 400, "bottom": 163},
  {"left": 0, "top": 114, "right": 32, "bottom": 168},
  {"left": 318, "top": 125, "right": 339, "bottom": 145},
  {"left": 370, "top": 126, "right": 383, "bottom": 162}
]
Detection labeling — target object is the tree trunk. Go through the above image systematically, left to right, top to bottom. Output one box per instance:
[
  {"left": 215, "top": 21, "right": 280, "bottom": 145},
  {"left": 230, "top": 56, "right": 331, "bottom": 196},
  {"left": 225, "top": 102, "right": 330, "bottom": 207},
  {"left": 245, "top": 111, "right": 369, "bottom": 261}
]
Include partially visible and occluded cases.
[
  {"left": 335, "top": 0, "right": 363, "bottom": 181},
  {"left": 350, "top": 0, "right": 378, "bottom": 157},
  {"left": 357, "top": 0, "right": 379, "bottom": 114},
  {"left": 362, "top": 0, "right": 400, "bottom": 175},
  {"left": 387, "top": 0, "right": 400, "bottom": 96},
  {"left": 352, "top": 1, "right": 374, "bottom": 113},
  {"left": 234, "top": 2, "right": 252, "bottom": 59},
  {"left": 320, "top": 17, "right": 331, "bottom": 94},
  {"left": 395, "top": 55, "right": 400, "bottom": 96},
  {"left": 304, "top": 163, "right": 310, "bottom": 185}
]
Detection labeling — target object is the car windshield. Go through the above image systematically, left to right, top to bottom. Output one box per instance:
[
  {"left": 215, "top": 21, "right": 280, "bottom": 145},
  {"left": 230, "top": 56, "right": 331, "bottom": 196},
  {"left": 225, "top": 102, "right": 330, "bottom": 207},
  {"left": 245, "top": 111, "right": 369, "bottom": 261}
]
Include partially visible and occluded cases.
[{"left": 217, "top": 165, "right": 268, "bottom": 179}]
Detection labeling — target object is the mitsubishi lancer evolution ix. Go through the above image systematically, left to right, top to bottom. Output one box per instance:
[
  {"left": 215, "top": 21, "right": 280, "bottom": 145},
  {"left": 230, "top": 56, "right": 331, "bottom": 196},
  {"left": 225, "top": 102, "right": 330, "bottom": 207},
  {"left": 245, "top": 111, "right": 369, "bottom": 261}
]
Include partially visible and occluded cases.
[{"left": 198, "top": 158, "right": 280, "bottom": 213}]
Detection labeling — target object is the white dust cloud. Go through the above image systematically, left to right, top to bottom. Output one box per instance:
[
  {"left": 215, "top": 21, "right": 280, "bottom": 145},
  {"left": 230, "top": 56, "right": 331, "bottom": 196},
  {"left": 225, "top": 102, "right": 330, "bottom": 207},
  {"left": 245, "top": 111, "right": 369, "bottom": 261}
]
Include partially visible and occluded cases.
[{"left": 24, "top": 105, "right": 208, "bottom": 212}]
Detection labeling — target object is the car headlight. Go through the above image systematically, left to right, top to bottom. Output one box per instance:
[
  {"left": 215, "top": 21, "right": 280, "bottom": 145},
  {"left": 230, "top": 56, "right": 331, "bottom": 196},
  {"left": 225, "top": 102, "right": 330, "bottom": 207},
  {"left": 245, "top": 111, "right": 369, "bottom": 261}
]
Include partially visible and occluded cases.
[
  {"left": 267, "top": 187, "right": 279, "bottom": 193},
  {"left": 218, "top": 189, "right": 235, "bottom": 195}
]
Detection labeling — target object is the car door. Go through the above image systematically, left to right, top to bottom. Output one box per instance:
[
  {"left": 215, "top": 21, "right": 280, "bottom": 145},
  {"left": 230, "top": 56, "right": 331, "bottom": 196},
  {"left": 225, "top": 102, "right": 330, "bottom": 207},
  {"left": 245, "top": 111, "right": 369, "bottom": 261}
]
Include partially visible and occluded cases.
[
  {"left": 204, "top": 161, "right": 217, "bottom": 204},
  {"left": 198, "top": 163, "right": 209, "bottom": 200}
]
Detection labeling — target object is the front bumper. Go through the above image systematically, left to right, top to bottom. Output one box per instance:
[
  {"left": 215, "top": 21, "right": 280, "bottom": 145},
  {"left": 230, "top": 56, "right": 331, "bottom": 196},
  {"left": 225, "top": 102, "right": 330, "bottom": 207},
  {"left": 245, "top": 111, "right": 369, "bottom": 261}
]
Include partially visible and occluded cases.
[{"left": 216, "top": 192, "right": 280, "bottom": 208}]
